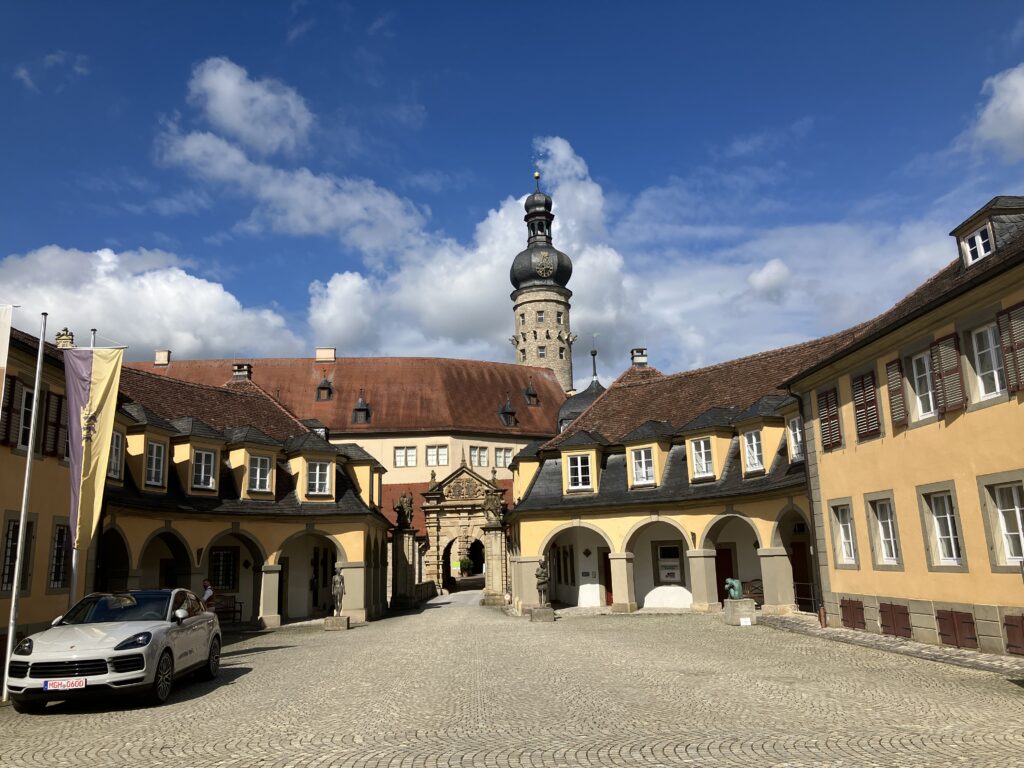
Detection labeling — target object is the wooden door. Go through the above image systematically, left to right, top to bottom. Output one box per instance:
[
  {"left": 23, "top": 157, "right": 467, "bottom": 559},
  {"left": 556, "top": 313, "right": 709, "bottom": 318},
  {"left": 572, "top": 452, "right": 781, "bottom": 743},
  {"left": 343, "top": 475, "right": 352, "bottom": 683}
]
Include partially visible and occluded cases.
[
  {"left": 789, "top": 541, "right": 813, "bottom": 612},
  {"left": 714, "top": 547, "right": 733, "bottom": 602},
  {"left": 599, "top": 548, "right": 612, "bottom": 606},
  {"left": 278, "top": 556, "right": 289, "bottom": 619},
  {"left": 1005, "top": 615, "right": 1024, "bottom": 656}
]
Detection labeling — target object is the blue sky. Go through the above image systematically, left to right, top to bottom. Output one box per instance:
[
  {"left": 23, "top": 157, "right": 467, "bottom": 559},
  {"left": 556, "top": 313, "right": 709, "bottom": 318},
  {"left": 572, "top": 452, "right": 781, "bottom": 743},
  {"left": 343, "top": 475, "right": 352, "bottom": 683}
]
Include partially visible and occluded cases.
[{"left": 4, "top": 2, "right": 1024, "bottom": 385}]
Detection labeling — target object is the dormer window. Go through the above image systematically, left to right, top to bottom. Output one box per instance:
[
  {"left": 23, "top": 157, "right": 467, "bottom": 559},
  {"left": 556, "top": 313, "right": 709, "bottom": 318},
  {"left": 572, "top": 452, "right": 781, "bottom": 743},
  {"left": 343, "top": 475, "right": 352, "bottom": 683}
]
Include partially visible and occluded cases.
[
  {"left": 963, "top": 224, "right": 993, "bottom": 265},
  {"left": 316, "top": 377, "right": 333, "bottom": 402},
  {"left": 523, "top": 380, "right": 540, "bottom": 406},
  {"left": 352, "top": 388, "right": 371, "bottom": 424},
  {"left": 498, "top": 396, "right": 517, "bottom": 427},
  {"left": 744, "top": 430, "right": 764, "bottom": 472},
  {"left": 691, "top": 438, "right": 713, "bottom": 478},
  {"left": 145, "top": 441, "right": 165, "bottom": 486},
  {"left": 631, "top": 447, "right": 654, "bottom": 485},
  {"left": 192, "top": 449, "right": 216, "bottom": 490},
  {"left": 567, "top": 454, "right": 591, "bottom": 489},
  {"left": 249, "top": 455, "right": 272, "bottom": 492},
  {"left": 308, "top": 461, "right": 332, "bottom": 495}
]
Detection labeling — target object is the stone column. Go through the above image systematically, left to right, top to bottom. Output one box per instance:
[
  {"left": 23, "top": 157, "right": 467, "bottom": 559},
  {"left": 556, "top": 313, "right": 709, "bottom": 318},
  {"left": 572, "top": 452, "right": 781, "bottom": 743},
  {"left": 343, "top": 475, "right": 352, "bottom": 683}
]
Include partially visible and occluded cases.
[
  {"left": 481, "top": 524, "right": 505, "bottom": 605},
  {"left": 390, "top": 528, "right": 418, "bottom": 610},
  {"left": 758, "top": 547, "right": 797, "bottom": 615},
  {"left": 686, "top": 548, "right": 721, "bottom": 612},
  {"left": 608, "top": 552, "right": 637, "bottom": 613},
  {"left": 512, "top": 555, "right": 543, "bottom": 615},
  {"left": 338, "top": 561, "right": 368, "bottom": 623},
  {"left": 258, "top": 564, "right": 281, "bottom": 629}
]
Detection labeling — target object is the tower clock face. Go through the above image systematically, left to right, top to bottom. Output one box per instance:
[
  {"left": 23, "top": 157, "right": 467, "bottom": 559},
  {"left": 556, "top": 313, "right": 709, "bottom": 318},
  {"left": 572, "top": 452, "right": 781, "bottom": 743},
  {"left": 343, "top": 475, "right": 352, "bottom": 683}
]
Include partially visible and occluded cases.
[{"left": 535, "top": 251, "right": 554, "bottom": 278}]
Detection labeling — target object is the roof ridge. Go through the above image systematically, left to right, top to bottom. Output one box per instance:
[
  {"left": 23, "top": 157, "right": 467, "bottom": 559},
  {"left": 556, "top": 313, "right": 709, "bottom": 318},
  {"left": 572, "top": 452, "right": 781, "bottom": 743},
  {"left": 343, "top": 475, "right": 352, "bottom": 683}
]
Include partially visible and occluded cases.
[
  {"left": 129, "top": 356, "right": 564, "bottom": 373},
  {"left": 123, "top": 365, "right": 269, "bottom": 398}
]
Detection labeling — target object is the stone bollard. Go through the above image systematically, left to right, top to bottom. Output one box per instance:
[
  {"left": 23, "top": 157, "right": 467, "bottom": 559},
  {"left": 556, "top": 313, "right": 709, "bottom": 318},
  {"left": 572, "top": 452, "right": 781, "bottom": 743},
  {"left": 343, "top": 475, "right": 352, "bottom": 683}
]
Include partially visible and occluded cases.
[
  {"left": 723, "top": 598, "right": 757, "bottom": 626},
  {"left": 324, "top": 616, "right": 350, "bottom": 631}
]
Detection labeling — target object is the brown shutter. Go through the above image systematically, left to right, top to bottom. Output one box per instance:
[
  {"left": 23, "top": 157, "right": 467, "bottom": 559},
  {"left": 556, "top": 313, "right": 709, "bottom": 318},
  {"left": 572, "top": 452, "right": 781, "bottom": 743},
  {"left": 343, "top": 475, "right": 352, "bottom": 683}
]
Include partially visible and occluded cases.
[
  {"left": 996, "top": 303, "right": 1024, "bottom": 394},
  {"left": 930, "top": 335, "right": 966, "bottom": 415},
  {"left": 885, "top": 360, "right": 908, "bottom": 428},
  {"left": 852, "top": 371, "right": 880, "bottom": 438},
  {"left": 0, "top": 374, "right": 15, "bottom": 444},
  {"left": 8, "top": 380, "right": 25, "bottom": 447},
  {"left": 817, "top": 388, "right": 842, "bottom": 451},
  {"left": 43, "top": 392, "right": 63, "bottom": 456},
  {"left": 57, "top": 396, "right": 69, "bottom": 459},
  {"left": 840, "top": 598, "right": 853, "bottom": 628},
  {"left": 840, "top": 598, "right": 865, "bottom": 630},
  {"left": 854, "top": 600, "right": 866, "bottom": 630},
  {"left": 879, "top": 602, "right": 895, "bottom": 636},
  {"left": 894, "top": 604, "right": 912, "bottom": 639},
  {"left": 936, "top": 609, "right": 956, "bottom": 646},
  {"left": 954, "top": 611, "right": 978, "bottom": 649},
  {"left": 1005, "top": 615, "right": 1024, "bottom": 656}
]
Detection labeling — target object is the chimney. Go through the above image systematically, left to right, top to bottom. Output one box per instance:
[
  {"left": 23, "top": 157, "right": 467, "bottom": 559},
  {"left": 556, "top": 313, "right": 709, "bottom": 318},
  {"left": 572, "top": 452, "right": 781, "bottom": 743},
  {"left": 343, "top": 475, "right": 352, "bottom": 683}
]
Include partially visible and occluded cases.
[
  {"left": 55, "top": 328, "right": 75, "bottom": 349},
  {"left": 315, "top": 346, "right": 336, "bottom": 363},
  {"left": 630, "top": 347, "right": 648, "bottom": 368},
  {"left": 154, "top": 349, "right": 171, "bottom": 366},
  {"left": 232, "top": 362, "right": 253, "bottom": 382}
]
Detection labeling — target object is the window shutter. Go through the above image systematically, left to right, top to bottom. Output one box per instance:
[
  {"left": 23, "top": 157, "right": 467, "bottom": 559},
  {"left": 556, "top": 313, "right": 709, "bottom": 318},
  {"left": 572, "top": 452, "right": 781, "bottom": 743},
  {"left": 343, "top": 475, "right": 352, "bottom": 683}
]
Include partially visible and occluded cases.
[
  {"left": 996, "top": 303, "right": 1024, "bottom": 394},
  {"left": 930, "top": 334, "right": 966, "bottom": 415},
  {"left": 885, "top": 360, "right": 908, "bottom": 428},
  {"left": 852, "top": 371, "right": 880, "bottom": 438},
  {"left": 0, "top": 374, "right": 15, "bottom": 444},
  {"left": 8, "top": 380, "right": 25, "bottom": 447},
  {"left": 817, "top": 388, "right": 842, "bottom": 451},
  {"left": 43, "top": 392, "right": 63, "bottom": 456},
  {"left": 57, "top": 396, "right": 69, "bottom": 459},
  {"left": 879, "top": 601, "right": 895, "bottom": 636},
  {"left": 894, "top": 604, "right": 912, "bottom": 639},
  {"left": 936, "top": 609, "right": 956, "bottom": 646},
  {"left": 954, "top": 611, "right": 978, "bottom": 649},
  {"left": 1005, "top": 614, "right": 1024, "bottom": 656}
]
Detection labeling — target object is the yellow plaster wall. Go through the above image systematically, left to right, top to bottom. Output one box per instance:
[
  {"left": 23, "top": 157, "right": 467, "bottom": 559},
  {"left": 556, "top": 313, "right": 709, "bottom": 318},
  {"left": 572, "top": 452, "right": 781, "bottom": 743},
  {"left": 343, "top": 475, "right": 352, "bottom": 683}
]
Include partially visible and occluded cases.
[
  {"left": 172, "top": 440, "right": 222, "bottom": 497},
  {"left": 623, "top": 441, "right": 669, "bottom": 489},
  {"left": 512, "top": 458, "right": 540, "bottom": 503}
]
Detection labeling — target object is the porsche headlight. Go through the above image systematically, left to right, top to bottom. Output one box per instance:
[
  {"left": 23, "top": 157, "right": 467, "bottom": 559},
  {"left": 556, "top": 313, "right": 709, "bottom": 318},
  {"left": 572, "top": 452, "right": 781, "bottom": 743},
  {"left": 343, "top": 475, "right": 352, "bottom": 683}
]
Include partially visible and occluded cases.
[
  {"left": 114, "top": 632, "right": 152, "bottom": 650},
  {"left": 13, "top": 638, "right": 32, "bottom": 656}
]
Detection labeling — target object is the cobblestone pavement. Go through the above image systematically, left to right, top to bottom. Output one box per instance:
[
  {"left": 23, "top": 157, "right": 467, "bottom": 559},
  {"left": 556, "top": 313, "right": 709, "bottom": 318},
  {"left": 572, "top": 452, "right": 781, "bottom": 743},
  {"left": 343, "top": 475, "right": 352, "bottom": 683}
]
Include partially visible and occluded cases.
[{"left": 3, "top": 590, "right": 1024, "bottom": 767}]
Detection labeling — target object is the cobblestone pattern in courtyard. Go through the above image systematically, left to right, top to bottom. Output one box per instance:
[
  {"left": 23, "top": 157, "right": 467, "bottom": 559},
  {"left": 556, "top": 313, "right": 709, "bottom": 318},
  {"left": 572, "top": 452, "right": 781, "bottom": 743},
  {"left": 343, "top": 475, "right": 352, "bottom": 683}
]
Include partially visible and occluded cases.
[{"left": 3, "top": 590, "right": 1024, "bottom": 767}]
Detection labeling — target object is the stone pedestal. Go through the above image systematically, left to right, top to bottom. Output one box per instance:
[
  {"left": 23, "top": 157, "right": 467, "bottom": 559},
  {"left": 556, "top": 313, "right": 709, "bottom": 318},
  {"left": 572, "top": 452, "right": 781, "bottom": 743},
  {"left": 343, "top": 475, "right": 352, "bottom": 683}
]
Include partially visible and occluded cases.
[
  {"left": 482, "top": 523, "right": 506, "bottom": 602},
  {"left": 608, "top": 552, "right": 637, "bottom": 613},
  {"left": 258, "top": 564, "right": 282, "bottom": 629},
  {"left": 480, "top": 594, "right": 505, "bottom": 606},
  {"left": 723, "top": 598, "right": 757, "bottom": 626},
  {"left": 530, "top": 606, "right": 555, "bottom": 622},
  {"left": 324, "top": 616, "right": 350, "bottom": 631}
]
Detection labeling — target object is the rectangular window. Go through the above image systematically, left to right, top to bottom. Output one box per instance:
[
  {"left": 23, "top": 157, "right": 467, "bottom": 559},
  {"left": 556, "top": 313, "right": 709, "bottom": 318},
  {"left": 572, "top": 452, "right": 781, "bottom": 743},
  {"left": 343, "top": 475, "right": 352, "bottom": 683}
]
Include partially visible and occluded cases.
[
  {"left": 963, "top": 225, "right": 993, "bottom": 264},
  {"left": 536, "top": 311, "right": 545, "bottom": 323},
  {"left": 556, "top": 311, "right": 563, "bottom": 325},
  {"left": 519, "top": 313, "right": 525, "bottom": 327},
  {"left": 972, "top": 324, "right": 1006, "bottom": 398},
  {"left": 537, "top": 346, "right": 546, "bottom": 359},
  {"left": 558, "top": 347, "right": 566, "bottom": 360},
  {"left": 519, "top": 349, "right": 527, "bottom": 361},
  {"left": 911, "top": 352, "right": 936, "bottom": 417},
  {"left": 852, "top": 370, "right": 881, "bottom": 438},
  {"left": 18, "top": 387, "right": 33, "bottom": 450},
  {"left": 817, "top": 388, "right": 842, "bottom": 451},
  {"left": 788, "top": 417, "right": 804, "bottom": 461},
  {"left": 107, "top": 431, "right": 124, "bottom": 479},
  {"left": 744, "top": 431, "right": 763, "bottom": 471},
  {"left": 691, "top": 437, "right": 713, "bottom": 478},
  {"left": 145, "top": 441, "right": 165, "bottom": 486},
  {"left": 426, "top": 445, "right": 448, "bottom": 467},
  {"left": 470, "top": 446, "right": 488, "bottom": 467},
  {"left": 394, "top": 447, "right": 417, "bottom": 468},
  {"left": 495, "top": 447, "right": 514, "bottom": 468},
  {"left": 632, "top": 447, "right": 654, "bottom": 485},
  {"left": 192, "top": 449, "right": 216, "bottom": 489},
  {"left": 567, "top": 454, "right": 591, "bottom": 489},
  {"left": 249, "top": 455, "right": 271, "bottom": 492},
  {"left": 307, "top": 461, "right": 331, "bottom": 495},
  {"left": 996, "top": 483, "right": 1024, "bottom": 563},
  {"left": 928, "top": 492, "right": 962, "bottom": 565},
  {"left": 872, "top": 500, "right": 899, "bottom": 564},
  {"left": 833, "top": 504, "right": 856, "bottom": 564},
  {"left": 1, "top": 520, "right": 33, "bottom": 591},
  {"left": 48, "top": 523, "right": 70, "bottom": 589},
  {"left": 655, "top": 543, "right": 683, "bottom": 584},
  {"left": 209, "top": 547, "right": 239, "bottom": 592}
]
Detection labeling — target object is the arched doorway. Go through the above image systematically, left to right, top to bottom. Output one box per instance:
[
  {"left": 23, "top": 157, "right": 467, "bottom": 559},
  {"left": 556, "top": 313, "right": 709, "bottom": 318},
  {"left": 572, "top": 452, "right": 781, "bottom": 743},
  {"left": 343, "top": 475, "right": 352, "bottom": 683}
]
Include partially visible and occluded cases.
[
  {"left": 774, "top": 508, "right": 814, "bottom": 612},
  {"left": 703, "top": 515, "right": 763, "bottom": 605},
  {"left": 626, "top": 521, "right": 690, "bottom": 609},
  {"left": 543, "top": 526, "right": 613, "bottom": 608},
  {"left": 95, "top": 528, "right": 130, "bottom": 592},
  {"left": 138, "top": 530, "right": 192, "bottom": 590},
  {"left": 201, "top": 531, "right": 264, "bottom": 623},
  {"left": 276, "top": 532, "right": 341, "bottom": 622},
  {"left": 441, "top": 539, "right": 456, "bottom": 592},
  {"left": 468, "top": 539, "right": 485, "bottom": 576}
]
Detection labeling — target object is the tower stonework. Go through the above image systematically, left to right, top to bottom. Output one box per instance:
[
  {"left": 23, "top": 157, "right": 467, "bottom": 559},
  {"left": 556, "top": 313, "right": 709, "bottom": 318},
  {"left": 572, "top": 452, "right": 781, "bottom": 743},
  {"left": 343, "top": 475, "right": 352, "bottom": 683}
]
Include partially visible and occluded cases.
[{"left": 509, "top": 174, "right": 577, "bottom": 392}]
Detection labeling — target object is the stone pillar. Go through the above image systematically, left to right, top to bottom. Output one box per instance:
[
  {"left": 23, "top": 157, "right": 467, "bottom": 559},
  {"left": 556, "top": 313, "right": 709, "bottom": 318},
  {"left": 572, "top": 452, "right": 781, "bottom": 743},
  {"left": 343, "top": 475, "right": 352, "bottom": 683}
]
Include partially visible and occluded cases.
[
  {"left": 481, "top": 524, "right": 506, "bottom": 605},
  {"left": 390, "top": 528, "right": 418, "bottom": 610},
  {"left": 758, "top": 547, "right": 797, "bottom": 615},
  {"left": 686, "top": 548, "right": 721, "bottom": 612},
  {"left": 608, "top": 552, "right": 637, "bottom": 613},
  {"left": 512, "top": 555, "right": 543, "bottom": 615},
  {"left": 339, "top": 561, "right": 367, "bottom": 623},
  {"left": 258, "top": 564, "right": 281, "bottom": 629}
]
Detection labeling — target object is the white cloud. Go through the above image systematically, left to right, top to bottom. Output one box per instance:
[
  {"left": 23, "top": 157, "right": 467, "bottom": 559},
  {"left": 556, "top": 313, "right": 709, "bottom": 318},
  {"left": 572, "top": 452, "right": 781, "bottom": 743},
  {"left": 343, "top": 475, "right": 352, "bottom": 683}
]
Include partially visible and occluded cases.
[
  {"left": 12, "top": 51, "right": 89, "bottom": 93},
  {"left": 187, "top": 57, "right": 314, "bottom": 155},
  {"left": 967, "top": 62, "right": 1024, "bottom": 160},
  {"left": 12, "top": 66, "right": 37, "bottom": 92},
  {"left": 0, "top": 245, "right": 302, "bottom": 359},
  {"left": 747, "top": 258, "right": 791, "bottom": 299}
]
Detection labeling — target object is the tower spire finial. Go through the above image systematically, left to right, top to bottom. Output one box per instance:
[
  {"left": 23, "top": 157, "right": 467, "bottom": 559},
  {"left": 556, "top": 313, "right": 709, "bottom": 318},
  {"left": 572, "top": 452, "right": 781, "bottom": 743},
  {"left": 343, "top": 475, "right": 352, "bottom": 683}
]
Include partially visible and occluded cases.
[
  {"left": 534, "top": 170, "right": 541, "bottom": 191},
  {"left": 591, "top": 336, "right": 599, "bottom": 381}
]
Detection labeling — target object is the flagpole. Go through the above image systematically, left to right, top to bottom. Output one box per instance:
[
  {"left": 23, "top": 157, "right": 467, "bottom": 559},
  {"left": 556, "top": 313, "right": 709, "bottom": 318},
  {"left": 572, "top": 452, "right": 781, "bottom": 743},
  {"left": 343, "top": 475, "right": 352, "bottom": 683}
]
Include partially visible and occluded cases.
[{"left": 3, "top": 312, "right": 47, "bottom": 704}]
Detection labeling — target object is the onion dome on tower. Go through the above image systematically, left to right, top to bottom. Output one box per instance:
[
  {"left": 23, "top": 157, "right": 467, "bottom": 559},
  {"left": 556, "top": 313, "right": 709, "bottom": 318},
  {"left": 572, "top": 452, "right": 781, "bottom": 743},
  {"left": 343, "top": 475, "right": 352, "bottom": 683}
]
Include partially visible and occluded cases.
[{"left": 510, "top": 172, "right": 573, "bottom": 290}]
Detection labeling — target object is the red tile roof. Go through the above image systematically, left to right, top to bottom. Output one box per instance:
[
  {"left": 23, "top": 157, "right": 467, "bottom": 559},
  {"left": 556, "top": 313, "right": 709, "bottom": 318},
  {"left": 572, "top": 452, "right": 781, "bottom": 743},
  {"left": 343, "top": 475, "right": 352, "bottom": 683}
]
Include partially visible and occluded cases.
[{"left": 126, "top": 357, "right": 565, "bottom": 438}]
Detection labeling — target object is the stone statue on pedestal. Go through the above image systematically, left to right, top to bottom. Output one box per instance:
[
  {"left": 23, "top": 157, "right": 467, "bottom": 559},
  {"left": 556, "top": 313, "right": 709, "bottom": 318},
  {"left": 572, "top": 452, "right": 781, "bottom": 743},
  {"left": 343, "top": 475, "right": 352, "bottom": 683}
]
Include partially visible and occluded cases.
[
  {"left": 394, "top": 492, "right": 413, "bottom": 529},
  {"left": 535, "top": 558, "right": 550, "bottom": 607},
  {"left": 332, "top": 571, "right": 346, "bottom": 616},
  {"left": 723, "top": 577, "right": 742, "bottom": 600}
]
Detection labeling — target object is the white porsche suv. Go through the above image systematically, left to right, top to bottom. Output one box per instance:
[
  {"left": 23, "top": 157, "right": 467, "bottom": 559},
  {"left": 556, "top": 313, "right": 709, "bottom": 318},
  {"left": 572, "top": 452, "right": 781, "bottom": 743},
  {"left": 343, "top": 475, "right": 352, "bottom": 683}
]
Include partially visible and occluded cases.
[{"left": 6, "top": 588, "right": 221, "bottom": 713}]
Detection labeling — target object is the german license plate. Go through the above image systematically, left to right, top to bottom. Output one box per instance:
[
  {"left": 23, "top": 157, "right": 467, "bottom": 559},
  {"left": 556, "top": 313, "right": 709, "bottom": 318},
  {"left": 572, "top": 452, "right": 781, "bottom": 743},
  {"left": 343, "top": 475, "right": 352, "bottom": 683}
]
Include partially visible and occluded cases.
[{"left": 43, "top": 679, "right": 86, "bottom": 691}]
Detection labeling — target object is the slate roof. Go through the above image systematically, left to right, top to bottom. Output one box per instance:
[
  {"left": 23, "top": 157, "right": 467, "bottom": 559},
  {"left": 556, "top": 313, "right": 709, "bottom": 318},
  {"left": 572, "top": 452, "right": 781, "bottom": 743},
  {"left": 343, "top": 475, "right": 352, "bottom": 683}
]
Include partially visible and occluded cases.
[
  {"left": 126, "top": 356, "right": 565, "bottom": 438},
  {"left": 558, "top": 378, "right": 605, "bottom": 426},
  {"left": 732, "top": 395, "right": 791, "bottom": 424},
  {"left": 122, "top": 403, "right": 178, "bottom": 432},
  {"left": 680, "top": 407, "right": 741, "bottom": 433},
  {"left": 168, "top": 416, "right": 225, "bottom": 441},
  {"left": 619, "top": 420, "right": 675, "bottom": 443},
  {"left": 223, "top": 425, "right": 280, "bottom": 448},
  {"left": 557, "top": 430, "right": 610, "bottom": 448},
  {"left": 283, "top": 431, "right": 337, "bottom": 455},
  {"left": 514, "top": 437, "right": 803, "bottom": 513},
  {"left": 509, "top": 439, "right": 547, "bottom": 467},
  {"left": 334, "top": 442, "right": 383, "bottom": 467}
]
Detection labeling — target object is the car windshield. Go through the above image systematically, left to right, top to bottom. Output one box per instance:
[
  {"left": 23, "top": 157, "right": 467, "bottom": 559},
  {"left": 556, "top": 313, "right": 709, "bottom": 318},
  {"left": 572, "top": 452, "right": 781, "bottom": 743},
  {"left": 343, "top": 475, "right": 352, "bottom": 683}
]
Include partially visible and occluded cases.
[{"left": 60, "top": 593, "right": 171, "bottom": 624}]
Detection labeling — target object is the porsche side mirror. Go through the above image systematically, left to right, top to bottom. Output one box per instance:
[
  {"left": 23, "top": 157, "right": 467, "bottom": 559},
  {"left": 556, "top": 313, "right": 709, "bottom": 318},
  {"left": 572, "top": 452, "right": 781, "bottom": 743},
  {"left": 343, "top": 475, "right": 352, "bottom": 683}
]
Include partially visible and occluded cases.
[
  {"left": 174, "top": 608, "right": 188, "bottom": 624},
  {"left": 51, "top": 615, "right": 63, "bottom": 627}
]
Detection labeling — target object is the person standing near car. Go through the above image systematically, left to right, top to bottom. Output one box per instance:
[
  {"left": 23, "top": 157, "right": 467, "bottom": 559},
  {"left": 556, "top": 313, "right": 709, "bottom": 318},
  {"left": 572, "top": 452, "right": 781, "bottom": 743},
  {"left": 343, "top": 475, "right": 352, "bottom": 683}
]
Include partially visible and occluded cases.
[{"left": 201, "top": 579, "right": 214, "bottom": 607}]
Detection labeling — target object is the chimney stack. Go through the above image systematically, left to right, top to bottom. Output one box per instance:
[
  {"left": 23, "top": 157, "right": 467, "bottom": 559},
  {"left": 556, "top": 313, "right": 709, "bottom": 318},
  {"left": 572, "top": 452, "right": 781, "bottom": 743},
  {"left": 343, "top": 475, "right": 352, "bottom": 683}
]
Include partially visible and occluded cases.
[
  {"left": 55, "top": 328, "right": 75, "bottom": 349},
  {"left": 315, "top": 346, "right": 336, "bottom": 363},
  {"left": 630, "top": 347, "right": 648, "bottom": 368},
  {"left": 154, "top": 349, "right": 172, "bottom": 366},
  {"left": 232, "top": 362, "right": 253, "bottom": 382}
]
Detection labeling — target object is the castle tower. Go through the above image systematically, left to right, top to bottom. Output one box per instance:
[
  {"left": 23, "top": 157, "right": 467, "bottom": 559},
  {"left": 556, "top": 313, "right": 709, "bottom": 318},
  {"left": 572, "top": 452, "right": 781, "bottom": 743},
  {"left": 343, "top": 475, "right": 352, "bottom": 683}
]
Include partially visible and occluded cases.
[{"left": 509, "top": 172, "right": 577, "bottom": 392}]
